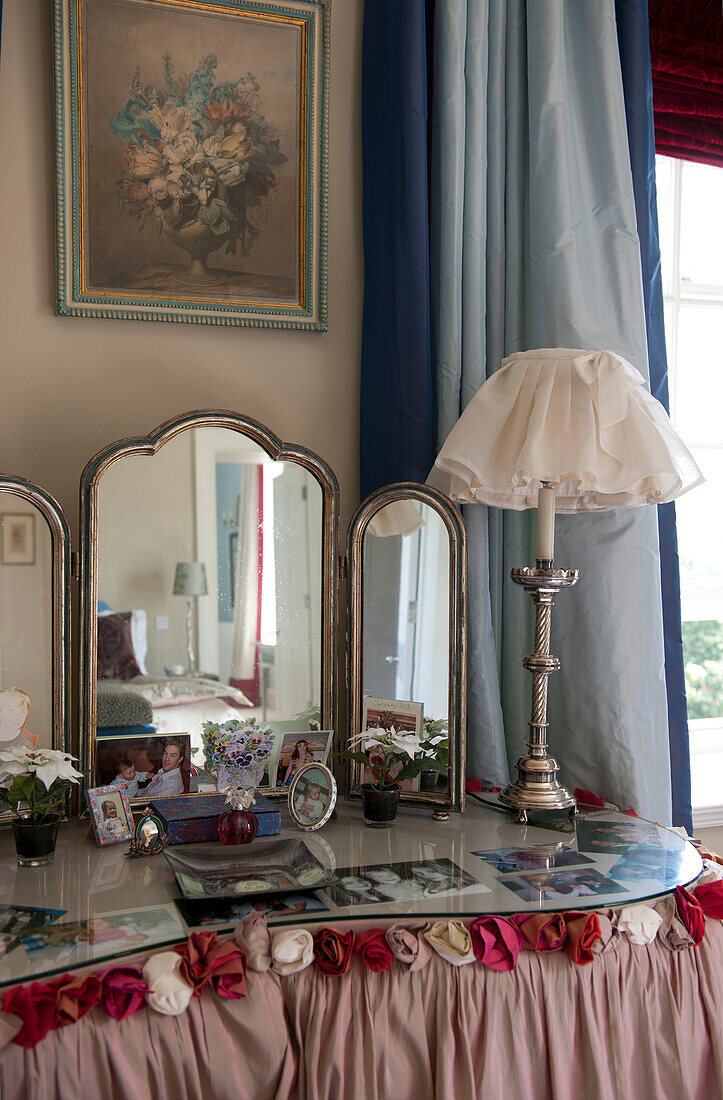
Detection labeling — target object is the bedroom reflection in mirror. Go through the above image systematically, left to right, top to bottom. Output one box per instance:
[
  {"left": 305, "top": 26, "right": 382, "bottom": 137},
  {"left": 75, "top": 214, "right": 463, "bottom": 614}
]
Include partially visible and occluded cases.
[
  {"left": 95, "top": 427, "right": 323, "bottom": 791},
  {"left": 0, "top": 498, "right": 52, "bottom": 751},
  {"left": 362, "top": 500, "right": 450, "bottom": 797}
]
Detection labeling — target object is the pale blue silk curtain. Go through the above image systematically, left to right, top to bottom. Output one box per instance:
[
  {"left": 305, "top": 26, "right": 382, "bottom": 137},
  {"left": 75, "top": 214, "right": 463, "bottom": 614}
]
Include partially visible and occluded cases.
[{"left": 431, "top": 0, "right": 673, "bottom": 822}]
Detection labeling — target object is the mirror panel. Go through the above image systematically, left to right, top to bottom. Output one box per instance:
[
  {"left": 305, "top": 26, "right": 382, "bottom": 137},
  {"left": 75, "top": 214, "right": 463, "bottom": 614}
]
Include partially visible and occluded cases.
[
  {"left": 80, "top": 413, "right": 338, "bottom": 802},
  {"left": 0, "top": 479, "right": 70, "bottom": 819},
  {"left": 348, "top": 485, "right": 466, "bottom": 813}
]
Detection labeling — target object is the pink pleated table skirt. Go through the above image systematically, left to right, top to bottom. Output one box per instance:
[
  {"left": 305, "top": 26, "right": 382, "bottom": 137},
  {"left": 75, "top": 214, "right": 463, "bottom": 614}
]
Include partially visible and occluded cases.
[{"left": 2, "top": 920, "right": 722, "bottom": 1100}]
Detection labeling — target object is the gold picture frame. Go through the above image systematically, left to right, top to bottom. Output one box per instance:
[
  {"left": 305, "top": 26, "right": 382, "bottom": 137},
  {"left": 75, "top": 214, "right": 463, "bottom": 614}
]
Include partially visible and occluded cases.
[{"left": 53, "top": 0, "right": 330, "bottom": 329}]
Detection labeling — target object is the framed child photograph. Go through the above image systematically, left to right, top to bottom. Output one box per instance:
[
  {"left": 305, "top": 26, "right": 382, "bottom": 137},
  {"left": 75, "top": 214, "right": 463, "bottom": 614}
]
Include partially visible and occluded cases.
[
  {"left": 53, "top": 0, "right": 329, "bottom": 329},
  {"left": 86, "top": 784, "right": 134, "bottom": 847}
]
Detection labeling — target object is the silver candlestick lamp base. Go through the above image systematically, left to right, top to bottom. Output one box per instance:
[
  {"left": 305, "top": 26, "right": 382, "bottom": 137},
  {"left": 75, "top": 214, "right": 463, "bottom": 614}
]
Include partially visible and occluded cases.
[{"left": 498, "top": 563, "right": 579, "bottom": 823}]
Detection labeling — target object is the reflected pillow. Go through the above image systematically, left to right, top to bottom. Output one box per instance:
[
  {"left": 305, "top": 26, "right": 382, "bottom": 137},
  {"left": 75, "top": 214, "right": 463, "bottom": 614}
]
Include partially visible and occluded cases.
[{"left": 97, "top": 612, "right": 143, "bottom": 681}]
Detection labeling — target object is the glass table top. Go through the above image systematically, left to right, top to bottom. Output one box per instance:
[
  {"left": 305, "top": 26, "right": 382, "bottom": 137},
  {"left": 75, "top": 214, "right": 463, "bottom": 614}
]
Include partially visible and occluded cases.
[{"left": 0, "top": 797, "right": 703, "bottom": 987}]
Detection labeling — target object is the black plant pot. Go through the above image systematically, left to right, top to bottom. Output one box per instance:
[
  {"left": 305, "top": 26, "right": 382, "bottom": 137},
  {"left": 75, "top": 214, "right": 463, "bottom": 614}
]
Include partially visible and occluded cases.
[
  {"left": 362, "top": 784, "right": 400, "bottom": 828},
  {"left": 12, "top": 814, "right": 61, "bottom": 867}
]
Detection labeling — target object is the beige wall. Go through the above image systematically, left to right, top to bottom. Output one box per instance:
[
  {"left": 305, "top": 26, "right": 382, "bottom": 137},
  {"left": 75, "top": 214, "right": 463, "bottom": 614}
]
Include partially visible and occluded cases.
[
  {"left": 0, "top": 0, "right": 363, "bottom": 736},
  {"left": 0, "top": 0, "right": 363, "bottom": 535}
]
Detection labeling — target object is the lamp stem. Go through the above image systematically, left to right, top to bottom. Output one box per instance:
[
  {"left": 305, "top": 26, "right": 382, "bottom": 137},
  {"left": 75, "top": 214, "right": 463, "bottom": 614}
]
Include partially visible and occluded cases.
[
  {"left": 498, "top": 563, "right": 580, "bottom": 822},
  {"left": 185, "top": 596, "right": 196, "bottom": 674}
]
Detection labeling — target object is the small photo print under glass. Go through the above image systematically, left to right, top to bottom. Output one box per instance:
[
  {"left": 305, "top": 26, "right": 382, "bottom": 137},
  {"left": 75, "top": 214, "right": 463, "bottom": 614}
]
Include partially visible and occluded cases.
[
  {"left": 85, "top": 784, "right": 134, "bottom": 847},
  {"left": 574, "top": 819, "right": 664, "bottom": 854},
  {"left": 472, "top": 846, "right": 595, "bottom": 875},
  {"left": 609, "top": 846, "right": 683, "bottom": 884},
  {"left": 323, "top": 857, "right": 488, "bottom": 909},
  {"left": 499, "top": 868, "right": 629, "bottom": 903}
]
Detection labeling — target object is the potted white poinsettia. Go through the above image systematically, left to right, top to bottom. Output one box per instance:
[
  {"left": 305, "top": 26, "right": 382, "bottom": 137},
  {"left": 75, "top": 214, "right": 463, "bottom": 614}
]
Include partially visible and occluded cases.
[
  {"left": 337, "top": 726, "right": 438, "bottom": 828},
  {"left": 0, "top": 747, "right": 82, "bottom": 867}
]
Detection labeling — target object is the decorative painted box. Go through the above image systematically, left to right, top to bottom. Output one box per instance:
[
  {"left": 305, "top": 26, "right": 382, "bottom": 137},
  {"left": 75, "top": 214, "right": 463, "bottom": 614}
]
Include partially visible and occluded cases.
[{"left": 151, "top": 795, "right": 281, "bottom": 845}]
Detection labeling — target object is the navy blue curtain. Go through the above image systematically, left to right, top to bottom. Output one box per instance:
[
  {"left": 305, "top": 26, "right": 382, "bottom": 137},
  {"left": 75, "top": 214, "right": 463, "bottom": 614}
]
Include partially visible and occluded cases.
[
  {"left": 616, "top": 0, "right": 692, "bottom": 831},
  {"left": 359, "top": 1, "right": 434, "bottom": 498}
]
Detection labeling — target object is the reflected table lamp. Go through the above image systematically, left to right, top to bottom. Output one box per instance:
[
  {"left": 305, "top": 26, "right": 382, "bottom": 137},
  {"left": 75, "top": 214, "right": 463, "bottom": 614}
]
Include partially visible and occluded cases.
[
  {"left": 428, "top": 348, "right": 704, "bottom": 821},
  {"left": 173, "top": 561, "right": 208, "bottom": 675}
]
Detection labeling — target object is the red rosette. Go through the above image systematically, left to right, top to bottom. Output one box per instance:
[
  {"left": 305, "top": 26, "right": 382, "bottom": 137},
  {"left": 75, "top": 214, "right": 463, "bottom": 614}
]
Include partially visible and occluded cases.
[
  {"left": 694, "top": 881, "right": 723, "bottom": 919},
  {"left": 675, "top": 885, "right": 705, "bottom": 944},
  {"left": 562, "top": 911, "right": 601, "bottom": 966},
  {"left": 469, "top": 916, "right": 523, "bottom": 971},
  {"left": 313, "top": 927, "right": 355, "bottom": 976},
  {"left": 354, "top": 929, "right": 394, "bottom": 973},
  {"left": 97, "top": 966, "right": 148, "bottom": 1021},
  {"left": 3, "top": 979, "right": 61, "bottom": 1048}
]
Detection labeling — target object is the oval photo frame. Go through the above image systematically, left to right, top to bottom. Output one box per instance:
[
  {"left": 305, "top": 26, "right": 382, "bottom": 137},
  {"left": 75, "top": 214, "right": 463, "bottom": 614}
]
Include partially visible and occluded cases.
[
  {"left": 288, "top": 763, "right": 337, "bottom": 831},
  {"left": 128, "top": 808, "right": 168, "bottom": 858}
]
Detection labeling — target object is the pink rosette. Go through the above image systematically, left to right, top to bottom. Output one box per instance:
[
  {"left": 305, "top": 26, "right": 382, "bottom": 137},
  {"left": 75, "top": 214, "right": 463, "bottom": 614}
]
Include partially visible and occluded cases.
[
  {"left": 234, "top": 911, "right": 272, "bottom": 972},
  {"left": 469, "top": 916, "right": 523, "bottom": 971},
  {"left": 385, "top": 922, "right": 432, "bottom": 971},
  {"left": 97, "top": 966, "right": 148, "bottom": 1021}
]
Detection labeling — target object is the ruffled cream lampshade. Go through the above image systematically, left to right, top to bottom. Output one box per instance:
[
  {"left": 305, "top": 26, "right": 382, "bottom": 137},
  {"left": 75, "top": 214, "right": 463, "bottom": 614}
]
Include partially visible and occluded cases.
[{"left": 429, "top": 348, "right": 703, "bottom": 820}]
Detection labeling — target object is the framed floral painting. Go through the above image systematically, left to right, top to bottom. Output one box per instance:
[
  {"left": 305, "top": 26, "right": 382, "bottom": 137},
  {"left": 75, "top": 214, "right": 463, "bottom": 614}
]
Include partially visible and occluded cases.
[{"left": 53, "top": 0, "right": 330, "bottom": 329}]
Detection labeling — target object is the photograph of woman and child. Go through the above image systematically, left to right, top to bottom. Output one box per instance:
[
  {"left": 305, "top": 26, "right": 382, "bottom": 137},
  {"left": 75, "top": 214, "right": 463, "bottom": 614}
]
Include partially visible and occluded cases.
[
  {"left": 97, "top": 735, "right": 191, "bottom": 797},
  {"left": 324, "top": 858, "right": 485, "bottom": 909},
  {"left": 500, "top": 868, "right": 629, "bottom": 903}
]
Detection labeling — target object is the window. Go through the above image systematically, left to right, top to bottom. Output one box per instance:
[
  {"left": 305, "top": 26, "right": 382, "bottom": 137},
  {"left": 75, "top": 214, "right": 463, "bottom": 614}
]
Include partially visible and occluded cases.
[{"left": 656, "top": 155, "right": 723, "bottom": 818}]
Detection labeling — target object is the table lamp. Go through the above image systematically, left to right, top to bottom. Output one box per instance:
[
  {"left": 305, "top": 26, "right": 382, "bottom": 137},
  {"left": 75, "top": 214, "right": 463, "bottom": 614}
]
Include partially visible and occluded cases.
[
  {"left": 428, "top": 348, "right": 703, "bottom": 821},
  {"left": 173, "top": 561, "right": 208, "bottom": 675}
]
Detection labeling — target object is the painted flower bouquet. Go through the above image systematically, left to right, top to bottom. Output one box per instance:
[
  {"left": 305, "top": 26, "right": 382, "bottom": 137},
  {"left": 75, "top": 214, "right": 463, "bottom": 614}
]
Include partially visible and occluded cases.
[
  {"left": 109, "top": 53, "right": 288, "bottom": 261},
  {"left": 201, "top": 718, "right": 274, "bottom": 792},
  {"left": 0, "top": 748, "right": 82, "bottom": 822}
]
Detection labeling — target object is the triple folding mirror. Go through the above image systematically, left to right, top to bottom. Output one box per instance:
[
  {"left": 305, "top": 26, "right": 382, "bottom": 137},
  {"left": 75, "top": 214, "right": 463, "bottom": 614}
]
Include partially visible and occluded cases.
[{"left": 0, "top": 410, "right": 467, "bottom": 819}]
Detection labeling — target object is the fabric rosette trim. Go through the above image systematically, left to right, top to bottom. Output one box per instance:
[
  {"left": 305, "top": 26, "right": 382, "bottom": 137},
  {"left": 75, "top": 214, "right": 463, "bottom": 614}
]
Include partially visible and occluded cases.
[{"left": 3, "top": 883, "right": 723, "bottom": 1050}]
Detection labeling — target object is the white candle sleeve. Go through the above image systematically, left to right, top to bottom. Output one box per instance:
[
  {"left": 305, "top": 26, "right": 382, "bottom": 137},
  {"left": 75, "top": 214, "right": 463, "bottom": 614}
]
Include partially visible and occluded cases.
[{"left": 536, "top": 485, "right": 556, "bottom": 561}]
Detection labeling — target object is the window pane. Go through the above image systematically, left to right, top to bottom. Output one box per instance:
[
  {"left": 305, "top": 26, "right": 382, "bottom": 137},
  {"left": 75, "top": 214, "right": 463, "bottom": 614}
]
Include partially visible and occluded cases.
[
  {"left": 655, "top": 154, "right": 676, "bottom": 297},
  {"left": 680, "top": 161, "right": 723, "bottom": 294},
  {"left": 674, "top": 306, "right": 723, "bottom": 444},
  {"left": 677, "top": 447, "right": 723, "bottom": 603},
  {"left": 683, "top": 622, "right": 723, "bottom": 721}
]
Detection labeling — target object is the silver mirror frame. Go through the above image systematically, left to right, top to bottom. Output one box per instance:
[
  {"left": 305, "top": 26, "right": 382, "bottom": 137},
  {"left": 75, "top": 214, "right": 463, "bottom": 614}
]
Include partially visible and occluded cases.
[
  {"left": 79, "top": 409, "right": 339, "bottom": 806},
  {"left": 0, "top": 476, "right": 71, "bottom": 824},
  {"left": 347, "top": 482, "right": 467, "bottom": 815}
]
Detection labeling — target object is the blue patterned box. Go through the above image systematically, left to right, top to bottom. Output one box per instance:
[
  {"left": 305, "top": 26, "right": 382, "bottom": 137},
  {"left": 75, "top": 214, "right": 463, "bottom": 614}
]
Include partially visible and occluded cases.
[{"left": 151, "top": 794, "right": 281, "bottom": 845}]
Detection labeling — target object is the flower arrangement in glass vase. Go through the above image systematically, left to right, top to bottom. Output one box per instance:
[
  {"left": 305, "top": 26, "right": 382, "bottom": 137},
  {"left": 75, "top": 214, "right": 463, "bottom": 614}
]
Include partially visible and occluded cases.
[
  {"left": 109, "top": 53, "right": 288, "bottom": 285},
  {"left": 201, "top": 718, "right": 275, "bottom": 845},
  {"left": 338, "top": 727, "right": 438, "bottom": 828},
  {"left": 0, "top": 748, "right": 83, "bottom": 867}
]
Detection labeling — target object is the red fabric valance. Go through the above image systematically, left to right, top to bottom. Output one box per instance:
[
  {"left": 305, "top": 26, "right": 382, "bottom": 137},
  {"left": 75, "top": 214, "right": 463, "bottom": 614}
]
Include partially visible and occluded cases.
[{"left": 649, "top": 0, "right": 723, "bottom": 168}]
